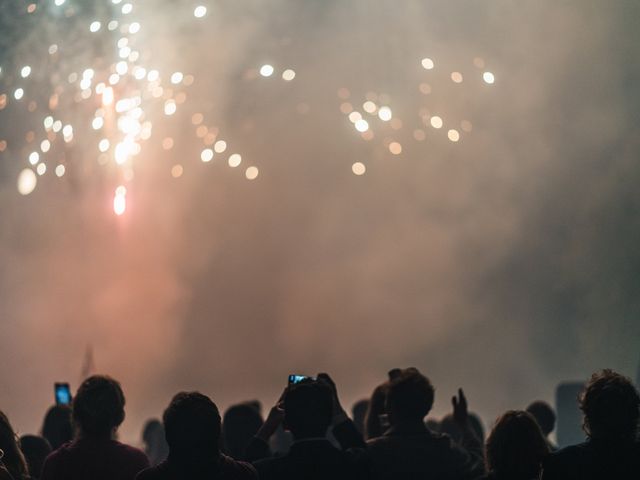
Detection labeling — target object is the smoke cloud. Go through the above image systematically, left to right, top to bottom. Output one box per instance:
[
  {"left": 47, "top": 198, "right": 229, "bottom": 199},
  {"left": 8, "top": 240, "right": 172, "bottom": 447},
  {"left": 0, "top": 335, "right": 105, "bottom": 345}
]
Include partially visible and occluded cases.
[{"left": 0, "top": 0, "right": 639, "bottom": 443}]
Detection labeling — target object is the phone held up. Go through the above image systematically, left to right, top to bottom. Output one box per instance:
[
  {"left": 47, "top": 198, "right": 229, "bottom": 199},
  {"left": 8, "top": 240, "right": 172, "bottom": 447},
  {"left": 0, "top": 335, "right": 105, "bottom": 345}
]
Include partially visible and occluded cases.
[{"left": 54, "top": 382, "right": 72, "bottom": 405}]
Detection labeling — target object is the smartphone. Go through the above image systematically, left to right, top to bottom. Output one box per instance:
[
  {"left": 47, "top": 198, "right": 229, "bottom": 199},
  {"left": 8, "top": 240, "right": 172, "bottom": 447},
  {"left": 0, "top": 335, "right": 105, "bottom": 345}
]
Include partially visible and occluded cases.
[
  {"left": 288, "top": 374, "right": 315, "bottom": 385},
  {"left": 55, "top": 383, "right": 72, "bottom": 405}
]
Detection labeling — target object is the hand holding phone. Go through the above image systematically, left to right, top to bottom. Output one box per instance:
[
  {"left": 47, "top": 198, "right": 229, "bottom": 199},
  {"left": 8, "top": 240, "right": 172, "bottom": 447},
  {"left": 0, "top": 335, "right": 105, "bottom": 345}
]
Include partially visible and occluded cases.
[
  {"left": 288, "top": 374, "right": 315, "bottom": 385},
  {"left": 55, "top": 383, "right": 72, "bottom": 405}
]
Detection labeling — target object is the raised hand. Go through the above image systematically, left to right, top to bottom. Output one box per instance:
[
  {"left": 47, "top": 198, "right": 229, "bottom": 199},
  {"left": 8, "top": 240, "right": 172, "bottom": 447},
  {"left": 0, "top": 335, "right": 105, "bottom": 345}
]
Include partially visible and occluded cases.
[{"left": 451, "top": 388, "right": 469, "bottom": 426}]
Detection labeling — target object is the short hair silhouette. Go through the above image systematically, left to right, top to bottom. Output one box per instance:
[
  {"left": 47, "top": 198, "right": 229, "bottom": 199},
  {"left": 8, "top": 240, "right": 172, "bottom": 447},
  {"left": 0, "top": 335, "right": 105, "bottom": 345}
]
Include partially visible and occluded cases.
[
  {"left": 386, "top": 368, "right": 435, "bottom": 422},
  {"left": 580, "top": 369, "right": 640, "bottom": 440},
  {"left": 73, "top": 375, "right": 125, "bottom": 437},
  {"left": 283, "top": 380, "right": 333, "bottom": 438},
  {"left": 163, "top": 392, "right": 221, "bottom": 463},
  {"left": 351, "top": 399, "right": 369, "bottom": 434},
  {"left": 526, "top": 400, "right": 556, "bottom": 436},
  {"left": 222, "top": 403, "right": 263, "bottom": 460},
  {"left": 41, "top": 405, "right": 73, "bottom": 450},
  {"left": 486, "top": 410, "right": 549, "bottom": 480},
  {"left": 0, "top": 411, "right": 29, "bottom": 480},
  {"left": 141, "top": 419, "right": 169, "bottom": 466},
  {"left": 19, "top": 435, "right": 51, "bottom": 479}
]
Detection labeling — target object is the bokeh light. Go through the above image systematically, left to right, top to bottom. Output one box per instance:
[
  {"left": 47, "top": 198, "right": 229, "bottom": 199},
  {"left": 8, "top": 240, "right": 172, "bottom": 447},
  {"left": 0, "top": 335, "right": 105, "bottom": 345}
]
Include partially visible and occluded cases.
[{"left": 352, "top": 162, "right": 366, "bottom": 175}]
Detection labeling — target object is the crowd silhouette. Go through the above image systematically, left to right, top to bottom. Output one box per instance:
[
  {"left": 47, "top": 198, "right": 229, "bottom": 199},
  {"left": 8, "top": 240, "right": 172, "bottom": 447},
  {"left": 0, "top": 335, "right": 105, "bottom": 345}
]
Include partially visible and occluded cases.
[{"left": 0, "top": 368, "right": 638, "bottom": 479}]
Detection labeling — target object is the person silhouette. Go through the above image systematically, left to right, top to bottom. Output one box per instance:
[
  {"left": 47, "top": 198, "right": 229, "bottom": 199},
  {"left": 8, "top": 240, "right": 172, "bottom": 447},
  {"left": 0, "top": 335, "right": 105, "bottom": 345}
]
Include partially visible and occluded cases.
[
  {"left": 542, "top": 369, "right": 640, "bottom": 479},
  {"left": 40, "top": 375, "right": 149, "bottom": 480},
  {"left": 252, "top": 379, "right": 367, "bottom": 480},
  {"left": 136, "top": 392, "right": 257, "bottom": 480},
  {"left": 526, "top": 401, "right": 557, "bottom": 451},
  {"left": 222, "top": 403, "right": 264, "bottom": 461},
  {"left": 41, "top": 405, "right": 73, "bottom": 451},
  {"left": 484, "top": 410, "right": 549, "bottom": 480},
  {"left": 0, "top": 412, "right": 29, "bottom": 480},
  {"left": 141, "top": 420, "right": 169, "bottom": 467},
  {"left": 19, "top": 435, "right": 52, "bottom": 479}
]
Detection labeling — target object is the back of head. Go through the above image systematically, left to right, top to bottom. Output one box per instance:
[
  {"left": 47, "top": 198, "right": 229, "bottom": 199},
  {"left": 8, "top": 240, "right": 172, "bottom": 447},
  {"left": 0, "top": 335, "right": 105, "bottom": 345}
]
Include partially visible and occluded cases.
[
  {"left": 386, "top": 368, "right": 435, "bottom": 424},
  {"left": 580, "top": 369, "right": 640, "bottom": 441},
  {"left": 73, "top": 375, "right": 125, "bottom": 438},
  {"left": 284, "top": 380, "right": 333, "bottom": 439},
  {"left": 163, "top": 392, "right": 221, "bottom": 465},
  {"left": 351, "top": 399, "right": 369, "bottom": 434},
  {"left": 526, "top": 400, "right": 556, "bottom": 436},
  {"left": 222, "top": 403, "right": 263, "bottom": 460},
  {"left": 42, "top": 405, "right": 73, "bottom": 450},
  {"left": 486, "top": 410, "right": 549, "bottom": 480},
  {"left": 0, "top": 411, "right": 29, "bottom": 480},
  {"left": 19, "top": 435, "right": 51, "bottom": 479}
]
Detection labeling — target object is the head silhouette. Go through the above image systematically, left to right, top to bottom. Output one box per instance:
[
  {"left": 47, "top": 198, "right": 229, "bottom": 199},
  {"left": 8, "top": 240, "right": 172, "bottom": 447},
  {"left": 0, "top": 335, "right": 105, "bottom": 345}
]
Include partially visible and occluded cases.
[
  {"left": 386, "top": 368, "right": 435, "bottom": 424},
  {"left": 580, "top": 369, "right": 640, "bottom": 441},
  {"left": 73, "top": 375, "right": 125, "bottom": 438},
  {"left": 283, "top": 380, "right": 333, "bottom": 439},
  {"left": 163, "top": 392, "right": 221, "bottom": 465},
  {"left": 351, "top": 399, "right": 369, "bottom": 434},
  {"left": 526, "top": 400, "right": 556, "bottom": 437},
  {"left": 222, "top": 403, "right": 263, "bottom": 460},
  {"left": 41, "top": 405, "right": 73, "bottom": 450},
  {"left": 486, "top": 410, "right": 549, "bottom": 480},
  {"left": 0, "top": 411, "right": 29, "bottom": 480},
  {"left": 439, "top": 412, "right": 485, "bottom": 442},
  {"left": 142, "top": 419, "right": 169, "bottom": 466},
  {"left": 19, "top": 435, "right": 51, "bottom": 479}
]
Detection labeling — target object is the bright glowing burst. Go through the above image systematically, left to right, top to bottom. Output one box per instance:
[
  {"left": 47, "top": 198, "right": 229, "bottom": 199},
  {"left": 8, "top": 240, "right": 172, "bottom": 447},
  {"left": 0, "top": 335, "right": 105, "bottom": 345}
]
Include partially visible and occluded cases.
[
  {"left": 194, "top": 5, "right": 207, "bottom": 18},
  {"left": 89, "top": 21, "right": 101, "bottom": 33},
  {"left": 421, "top": 57, "right": 434, "bottom": 70},
  {"left": 259, "top": 64, "right": 274, "bottom": 77},
  {"left": 20, "top": 66, "right": 31, "bottom": 78},
  {"left": 282, "top": 69, "right": 296, "bottom": 81},
  {"left": 451, "top": 71, "right": 463, "bottom": 83},
  {"left": 483, "top": 71, "right": 495, "bottom": 84},
  {"left": 14, "top": 88, "right": 24, "bottom": 100},
  {"left": 378, "top": 106, "right": 392, "bottom": 121},
  {"left": 430, "top": 116, "right": 443, "bottom": 129},
  {"left": 355, "top": 119, "right": 369, "bottom": 132},
  {"left": 448, "top": 129, "right": 460, "bottom": 142},
  {"left": 214, "top": 140, "right": 227, "bottom": 153},
  {"left": 389, "top": 142, "right": 402, "bottom": 155},
  {"left": 201, "top": 148, "right": 214, "bottom": 162},
  {"left": 28, "top": 151, "right": 40, "bottom": 165},
  {"left": 228, "top": 153, "right": 242, "bottom": 167},
  {"left": 352, "top": 162, "right": 366, "bottom": 175},
  {"left": 55, "top": 165, "right": 66, "bottom": 177},
  {"left": 245, "top": 166, "right": 259, "bottom": 180},
  {"left": 17, "top": 169, "right": 37, "bottom": 195},
  {"left": 113, "top": 189, "right": 126, "bottom": 215}
]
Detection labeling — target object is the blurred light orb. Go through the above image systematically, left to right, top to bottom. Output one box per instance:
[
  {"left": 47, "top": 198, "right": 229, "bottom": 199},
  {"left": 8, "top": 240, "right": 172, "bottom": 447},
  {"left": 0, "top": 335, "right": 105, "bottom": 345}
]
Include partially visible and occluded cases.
[
  {"left": 54, "top": 0, "right": 65, "bottom": 6},
  {"left": 112, "top": 0, "right": 122, "bottom": 4},
  {"left": 121, "top": 3, "right": 133, "bottom": 14},
  {"left": 194, "top": 5, "right": 207, "bottom": 18},
  {"left": 108, "top": 20, "right": 118, "bottom": 30},
  {"left": 89, "top": 21, "right": 101, "bottom": 32},
  {"left": 129, "top": 22, "right": 141, "bottom": 34},
  {"left": 48, "top": 44, "right": 58, "bottom": 54},
  {"left": 421, "top": 57, "right": 434, "bottom": 70},
  {"left": 259, "top": 64, "right": 274, "bottom": 77},
  {"left": 21, "top": 66, "right": 31, "bottom": 78},
  {"left": 282, "top": 69, "right": 296, "bottom": 81},
  {"left": 147, "top": 70, "right": 159, "bottom": 81},
  {"left": 483, "top": 71, "right": 495, "bottom": 84},
  {"left": 170, "top": 72, "right": 184, "bottom": 84},
  {"left": 451, "top": 72, "right": 463, "bottom": 83},
  {"left": 14, "top": 88, "right": 24, "bottom": 100},
  {"left": 164, "top": 100, "right": 177, "bottom": 115},
  {"left": 363, "top": 101, "right": 377, "bottom": 114},
  {"left": 378, "top": 106, "right": 392, "bottom": 121},
  {"left": 348, "top": 111, "right": 362, "bottom": 123},
  {"left": 191, "top": 113, "right": 203, "bottom": 125},
  {"left": 430, "top": 115, "right": 443, "bottom": 129},
  {"left": 92, "top": 117, "right": 104, "bottom": 131},
  {"left": 355, "top": 119, "right": 369, "bottom": 132},
  {"left": 52, "top": 120, "right": 62, "bottom": 132},
  {"left": 448, "top": 129, "right": 460, "bottom": 142},
  {"left": 162, "top": 137, "right": 174, "bottom": 150},
  {"left": 99, "top": 139, "right": 110, "bottom": 152},
  {"left": 41, "top": 140, "right": 51, "bottom": 152},
  {"left": 214, "top": 140, "right": 227, "bottom": 153},
  {"left": 389, "top": 142, "right": 402, "bottom": 155},
  {"left": 201, "top": 148, "right": 214, "bottom": 162},
  {"left": 28, "top": 151, "right": 39, "bottom": 165},
  {"left": 228, "top": 153, "right": 242, "bottom": 167},
  {"left": 352, "top": 162, "right": 366, "bottom": 175},
  {"left": 36, "top": 163, "right": 46, "bottom": 176},
  {"left": 171, "top": 164, "right": 183, "bottom": 178},
  {"left": 55, "top": 165, "right": 65, "bottom": 177},
  {"left": 245, "top": 166, "right": 259, "bottom": 180},
  {"left": 17, "top": 168, "right": 37, "bottom": 195},
  {"left": 115, "top": 185, "right": 127, "bottom": 196},
  {"left": 113, "top": 193, "right": 126, "bottom": 216}
]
